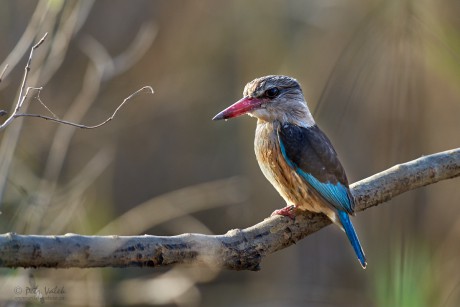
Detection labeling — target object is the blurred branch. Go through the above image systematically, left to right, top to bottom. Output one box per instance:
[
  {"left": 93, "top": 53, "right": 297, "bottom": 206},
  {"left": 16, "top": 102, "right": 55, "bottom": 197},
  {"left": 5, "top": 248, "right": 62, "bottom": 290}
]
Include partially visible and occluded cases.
[
  {"left": 0, "top": 1, "right": 49, "bottom": 84},
  {"left": 0, "top": 2, "right": 94, "bottom": 202},
  {"left": 23, "top": 20, "right": 157, "bottom": 233},
  {"left": 79, "top": 21, "right": 158, "bottom": 81},
  {"left": 0, "top": 65, "right": 8, "bottom": 83},
  {"left": 0, "top": 148, "right": 459, "bottom": 270},
  {"left": 98, "top": 177, "right": 246, "bottom": 235}
]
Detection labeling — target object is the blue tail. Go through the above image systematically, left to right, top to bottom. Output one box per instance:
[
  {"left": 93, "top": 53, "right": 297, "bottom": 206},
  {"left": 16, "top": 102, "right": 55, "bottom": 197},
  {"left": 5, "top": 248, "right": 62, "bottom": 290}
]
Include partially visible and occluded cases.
[{"left": 337, "top": 210, "right": 367, "bottom": 269}]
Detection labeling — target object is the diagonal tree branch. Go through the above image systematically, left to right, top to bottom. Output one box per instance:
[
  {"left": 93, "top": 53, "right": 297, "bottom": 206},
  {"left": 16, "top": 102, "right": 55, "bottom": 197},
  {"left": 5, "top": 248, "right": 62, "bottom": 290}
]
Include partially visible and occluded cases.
[{"left": 0, "top": 148, "right": 459, "bottom": 270}]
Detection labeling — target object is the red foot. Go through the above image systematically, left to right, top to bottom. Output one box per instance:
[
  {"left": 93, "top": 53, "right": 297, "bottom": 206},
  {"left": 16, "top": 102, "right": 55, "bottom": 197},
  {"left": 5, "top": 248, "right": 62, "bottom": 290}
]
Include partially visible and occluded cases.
[{"left": 271, "top": 205, "right": 296, "bottom": 219}]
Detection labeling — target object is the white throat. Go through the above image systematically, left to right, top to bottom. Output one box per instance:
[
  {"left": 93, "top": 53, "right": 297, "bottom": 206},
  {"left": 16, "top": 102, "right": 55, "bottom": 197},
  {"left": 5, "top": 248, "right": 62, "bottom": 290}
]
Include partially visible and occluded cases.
[{"left": 248, "top": 95, "right": 316, "bottom": 128}]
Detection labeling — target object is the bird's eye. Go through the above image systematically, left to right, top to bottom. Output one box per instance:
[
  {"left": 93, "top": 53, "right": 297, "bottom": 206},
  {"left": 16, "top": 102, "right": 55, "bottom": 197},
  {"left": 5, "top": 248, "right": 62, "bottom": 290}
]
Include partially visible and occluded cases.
[{"left": 264, "top": 87, "right": 280, "bottom": 98}]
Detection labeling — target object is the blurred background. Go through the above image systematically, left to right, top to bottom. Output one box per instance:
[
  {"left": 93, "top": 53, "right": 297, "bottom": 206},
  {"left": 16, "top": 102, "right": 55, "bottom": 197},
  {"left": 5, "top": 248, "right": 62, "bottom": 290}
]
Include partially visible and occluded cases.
[{"left": 0, "top": 0, "right": 459, "bottom": 306}]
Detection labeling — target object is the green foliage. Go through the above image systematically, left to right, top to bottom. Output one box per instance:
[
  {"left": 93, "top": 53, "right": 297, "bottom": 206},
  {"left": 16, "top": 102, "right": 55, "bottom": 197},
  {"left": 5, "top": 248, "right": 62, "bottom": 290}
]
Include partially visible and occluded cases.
[{"left": 374, "top": 241, "right": 439, "bottom": 307}]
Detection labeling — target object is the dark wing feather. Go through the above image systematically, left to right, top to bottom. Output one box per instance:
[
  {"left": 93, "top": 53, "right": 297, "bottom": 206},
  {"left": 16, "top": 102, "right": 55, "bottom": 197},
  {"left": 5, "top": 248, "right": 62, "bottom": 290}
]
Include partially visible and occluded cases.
[{"left": 277, "top": 123, "right": 355, "bottom": 213}]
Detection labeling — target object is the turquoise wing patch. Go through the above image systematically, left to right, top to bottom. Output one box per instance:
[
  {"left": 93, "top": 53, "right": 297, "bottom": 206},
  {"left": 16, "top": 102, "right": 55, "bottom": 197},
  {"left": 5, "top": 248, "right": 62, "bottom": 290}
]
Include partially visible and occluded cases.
[{"left": 279, "top": 137, "right": 353, "bottom": 213}]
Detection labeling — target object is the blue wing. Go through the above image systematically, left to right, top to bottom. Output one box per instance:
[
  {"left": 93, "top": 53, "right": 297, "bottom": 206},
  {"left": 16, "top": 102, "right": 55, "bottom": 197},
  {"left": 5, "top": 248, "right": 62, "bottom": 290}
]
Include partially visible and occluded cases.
[{"left": 277, "top": 123, "right": 354, "bottom": 214}]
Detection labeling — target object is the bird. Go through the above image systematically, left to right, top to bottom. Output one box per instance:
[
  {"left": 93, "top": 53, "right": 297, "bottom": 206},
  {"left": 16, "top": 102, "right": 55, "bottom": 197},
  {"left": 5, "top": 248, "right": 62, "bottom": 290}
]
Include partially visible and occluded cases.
[{"left": 212, "top": 75, "right": 366, "bottom": 268}]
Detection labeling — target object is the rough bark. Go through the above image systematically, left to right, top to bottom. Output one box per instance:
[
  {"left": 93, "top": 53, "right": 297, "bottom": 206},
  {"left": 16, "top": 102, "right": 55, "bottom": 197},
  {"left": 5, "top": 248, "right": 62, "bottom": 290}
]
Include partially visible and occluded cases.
[{"left": 0, "top": 148, "right": 459, "bottom": 270}]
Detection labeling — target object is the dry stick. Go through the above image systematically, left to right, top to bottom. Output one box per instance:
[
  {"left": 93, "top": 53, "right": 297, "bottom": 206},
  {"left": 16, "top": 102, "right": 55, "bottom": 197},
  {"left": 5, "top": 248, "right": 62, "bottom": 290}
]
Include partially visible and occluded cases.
[
  {"left": 0, "top": 33, "right": 48, "bottom": 129},
  {"left": 1, "top": 33, "right": 153, "bottom": 130},
  {"left": 17, "top": 34, "right": 47, "bottom": 108},
  {"left": 13, "top": 86, "right": 154, "bottom": 129},
  {"left": 0, "top": 148, "right": 459, "bottom": 270}
]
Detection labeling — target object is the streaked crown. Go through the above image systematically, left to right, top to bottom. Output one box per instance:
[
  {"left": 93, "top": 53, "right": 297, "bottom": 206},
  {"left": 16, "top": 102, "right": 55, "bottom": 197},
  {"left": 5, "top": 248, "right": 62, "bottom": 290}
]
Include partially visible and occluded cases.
[
  {"left": 243, "top": 75, "right": 315, "bottom": 127},
  {"left": 243, "top": 75, "right": 302, "bottom": 98}
]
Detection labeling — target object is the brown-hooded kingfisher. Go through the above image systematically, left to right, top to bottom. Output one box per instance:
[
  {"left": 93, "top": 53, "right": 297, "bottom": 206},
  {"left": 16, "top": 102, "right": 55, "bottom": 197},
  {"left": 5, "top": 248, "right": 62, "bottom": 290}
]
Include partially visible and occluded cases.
[{"left": 213, "top": 75, "right": 366, "bottom": 268}]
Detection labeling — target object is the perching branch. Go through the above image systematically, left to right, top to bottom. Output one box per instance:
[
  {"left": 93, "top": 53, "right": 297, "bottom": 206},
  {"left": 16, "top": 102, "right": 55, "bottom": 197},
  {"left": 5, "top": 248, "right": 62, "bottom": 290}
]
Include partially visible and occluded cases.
[{"left": 0, "top": 148, "right": 459, "bottom": 270}]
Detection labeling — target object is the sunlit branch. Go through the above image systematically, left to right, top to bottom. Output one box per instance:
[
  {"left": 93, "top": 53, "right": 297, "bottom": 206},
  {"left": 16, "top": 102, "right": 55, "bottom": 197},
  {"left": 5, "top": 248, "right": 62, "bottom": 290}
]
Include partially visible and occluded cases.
[{"left": 0, "top": 148, "right": 459, "bottom": 270}]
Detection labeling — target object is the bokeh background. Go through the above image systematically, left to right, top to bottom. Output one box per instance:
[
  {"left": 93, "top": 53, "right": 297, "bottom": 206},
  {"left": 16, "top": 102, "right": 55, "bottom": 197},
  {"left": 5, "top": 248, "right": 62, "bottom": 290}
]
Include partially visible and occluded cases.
[{"left": 0, "top": 0, "right": 459, "bottom": 306}]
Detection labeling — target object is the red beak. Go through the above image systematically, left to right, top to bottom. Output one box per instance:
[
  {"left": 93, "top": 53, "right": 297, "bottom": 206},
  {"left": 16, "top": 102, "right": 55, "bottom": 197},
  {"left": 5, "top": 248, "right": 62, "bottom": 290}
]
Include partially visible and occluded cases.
[{"left": 212, "top": 97, "right": 262, "bottom": 120}]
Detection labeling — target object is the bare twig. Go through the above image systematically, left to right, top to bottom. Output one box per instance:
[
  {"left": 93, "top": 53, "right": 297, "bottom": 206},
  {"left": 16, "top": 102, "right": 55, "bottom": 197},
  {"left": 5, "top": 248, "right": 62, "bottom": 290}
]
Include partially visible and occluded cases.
[
  {"left": 0, "top": 3, "right": 94, "bottom": 203},
  {"left": 23, "top": 25, "right": 157, "bottom": 234},
  {"left": 0, "top": 28, "right": 155, "bottom": 131},
  {"left": 0, "top": 33, "right": 48, "bottom": 130},
  {"left": 18, "top": 34, "right": 47, "bottom": 109},
  {"left": 13, "top": 86, "right": 154, "bottom": 129},
  {"left": 0, "top": 148, "right": 459, "bottom": 269}
]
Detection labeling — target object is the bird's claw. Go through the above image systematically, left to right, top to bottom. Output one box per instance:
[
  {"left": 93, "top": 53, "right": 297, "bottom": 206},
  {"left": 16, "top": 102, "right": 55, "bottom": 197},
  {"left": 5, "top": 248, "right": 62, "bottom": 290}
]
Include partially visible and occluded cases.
[{"left": 271, "top": 205, "right": 296, "bottom": 219}]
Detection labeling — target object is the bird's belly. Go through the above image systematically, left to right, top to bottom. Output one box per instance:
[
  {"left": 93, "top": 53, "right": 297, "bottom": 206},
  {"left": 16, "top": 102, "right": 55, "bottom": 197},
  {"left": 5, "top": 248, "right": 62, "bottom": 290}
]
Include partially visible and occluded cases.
[{"left": 255, "top": 124, "right": 325, "bottom": 214}]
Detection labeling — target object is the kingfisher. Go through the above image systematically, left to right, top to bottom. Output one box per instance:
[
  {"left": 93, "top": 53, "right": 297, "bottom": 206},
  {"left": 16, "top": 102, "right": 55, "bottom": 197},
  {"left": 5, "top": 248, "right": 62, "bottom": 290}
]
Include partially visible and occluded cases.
[{"left": 213, "top": 75, "right": 366, "bottom": 268}]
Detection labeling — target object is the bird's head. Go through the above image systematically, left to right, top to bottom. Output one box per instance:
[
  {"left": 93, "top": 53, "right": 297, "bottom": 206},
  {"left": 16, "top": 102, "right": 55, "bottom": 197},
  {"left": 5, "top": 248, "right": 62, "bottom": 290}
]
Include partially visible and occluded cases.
[{"left": 213, "top": 75, "right": 315, "bottom": 126}]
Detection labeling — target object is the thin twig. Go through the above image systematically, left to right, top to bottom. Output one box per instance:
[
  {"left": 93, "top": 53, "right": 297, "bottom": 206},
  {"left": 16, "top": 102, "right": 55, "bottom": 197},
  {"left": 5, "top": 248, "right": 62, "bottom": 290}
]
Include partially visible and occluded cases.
[
  {"left": 0, "top": 25, "right": 156, "bottom": 131},
  {"left": 0, "top": 33, "right": 48, "bottom": 130},
  {"left": 17, "top": 33, "right": 47, "bottom": 111},
  {"left": 14, "top": 86, "right": 154, "bottom": 129},
  {"left": 33, "top": 88, "right": 57, "bottom": 118},
  {"left": 0, "top": 147, "right": 459, "bottom": 269}
]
